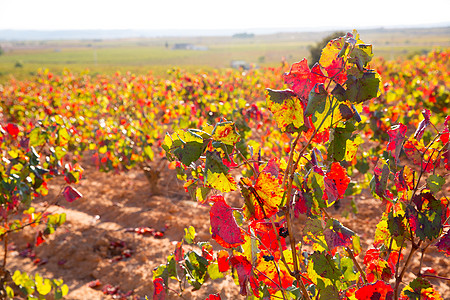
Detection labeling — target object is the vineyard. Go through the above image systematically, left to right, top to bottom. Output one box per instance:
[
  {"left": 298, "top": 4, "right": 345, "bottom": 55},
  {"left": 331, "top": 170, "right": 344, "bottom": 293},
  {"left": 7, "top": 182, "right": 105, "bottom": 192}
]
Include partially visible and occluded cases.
[{"left": 0, "top": 31, "right": 449, "bottom": 299}]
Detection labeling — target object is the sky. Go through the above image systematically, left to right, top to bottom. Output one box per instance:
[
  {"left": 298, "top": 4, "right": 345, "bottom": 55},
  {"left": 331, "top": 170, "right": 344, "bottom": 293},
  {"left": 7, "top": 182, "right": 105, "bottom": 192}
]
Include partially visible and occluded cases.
[{"left": 0, "top": 0, "right": 449, "bottom": 32}]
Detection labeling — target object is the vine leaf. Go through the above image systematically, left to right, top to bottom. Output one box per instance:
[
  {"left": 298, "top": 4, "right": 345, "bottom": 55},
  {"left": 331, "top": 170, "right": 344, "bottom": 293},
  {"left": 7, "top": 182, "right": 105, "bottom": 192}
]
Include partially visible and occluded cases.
[
  {"left": 320, "top": 36, "right": 346, "bottom": 69},
  {"left": 324, "top": 57, "right": 347, "bottom": 85},
  {"left": 283, "top": 59, "right": 327, "bottom": 100},
  {"left": 345, "top": 72, "right": 382, "bottom": 104},
  {"left": 305, "top": 83, "right": 327, "bottom": 117},
  {"left": 266, "top": 89, "right": 305, "bottom": 133},
  {"left": 414, "top": 109, "right": 431, "bottom": 140},
  {"left": 440, "top": 115, "right": 450, "bottom": 144},
  {"left": 212, "top": 121, "right": 240, "bottom": 146},
  {"left": 328, "top": 122, "right": 355, "bottom": 162},
  {"left": 4, "top": 123, "right": 19, "bottom": 139},
  {"left": 386, "top": 123, "right": 407, "bottom": 163},
  {"left": 163, "top": 130, "right": 204, "bottom": 166},
  {"left": 404, "top": 137, "right": 441, "bottom": 173},
  {"left": 204, "top": 151, "right": 237, "bottom": 192},
  {"left": 241, "top": 160, "right": 283, "bottom": 220},
  {"left": 325, "top": 162, "right": 350, "bottom": 200},
  {"left": 395, "top": 166, "right": 415, "bottom": 192},
  {"left": 427, "top": 174, "right": 445, "bottom": 194},
  {"left": 62, "top": 186, "right": 82, "bottom": 203},
  {"left": 406, "top": 192, "right": 443, "bottom": 241},
  {"left": 210, "top": 196, "right": 245, "bottom": 248},
  {"left": 323, "top": 218, "right": 354, "bottom": 250},
  {"left": 250, "top": 220, "right": 286, "bottom": 260},
  {"left": 435, "top": 231, "right": 450, "bottom": 256},
  {"left": 363, "top": 248, "right": 395, "bottom": 282},
  {"left": 217, "top": 250, "right": 230, "bottom": 272},
  {"left": 184, "top": 251, "right": 209, "bottom": 290},
  {"left": 255, "top": 251, "right": 294, "bottom": 294},
  {"left": 307, "top": 251, "right": 340, "bottom": 296},
  {"left": 229, "top": 255, "right": 259, "bottom": 296},
  {"left": 401, "top": 277, "right": 443, "bottom": 300},
  {"left": 152, "top": 278, "right": 166, "bottom": 300},
  {"left": 355, "top": 280, "right": 394, "bottom": 300}
]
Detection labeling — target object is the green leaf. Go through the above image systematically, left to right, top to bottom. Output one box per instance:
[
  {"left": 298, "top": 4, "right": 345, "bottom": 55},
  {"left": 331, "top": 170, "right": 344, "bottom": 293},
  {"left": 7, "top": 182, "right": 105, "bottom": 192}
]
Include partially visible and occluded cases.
[
  {"left": 349, "top": 44, "right": 374, "bottom": 68},
  {"left": 346, "top": 72, "right": 382, "bottom": 103},
  {"left": 305, "top": 84, "right": 327, "bottom": 117},
  {"left": 331, "top": 84, "right": 346, "bottom": 102},
  {"left": 328, "top": 122, "right": 355, "bottom": 161},
  {"left": 173, "top": 130, "right": 204, "bottom": 166},
  {"left": 204, "top": 151, "right": 236, "bottom": 192},
  {"left": 427, "top": 174, "right": 445, "bottom": 193},
  {"left": 406, "top": 192, "right": 443, "bottom": 241},
  {"left": 387, "top": 212, "right": 405, "bottom": 237},
  {"left": 184, "top": 226, "right": 196, "bottom": 244},
  {"left": 184, "top": 251, "right": 209, "bottom": 290},
  {"left": 310, "top": 251, "right": 341, "bottom": 281},
  {"left": 167, "top": 255, "right": 178, "bottom": 280},
  {"left": 339, "top": 256, "right": 359, "bottom": 282},
  {"left": 152, "top": 264, "right": 169, "bottom": 286},
  {"left": 402, "top": 277, "right": 441, "bottom": 299},
  {"left": 54, "top": 283, "right": 69, "bottom": 300},
  {"left": 319, "top": 285, "right": 339, "bottom": 300}
]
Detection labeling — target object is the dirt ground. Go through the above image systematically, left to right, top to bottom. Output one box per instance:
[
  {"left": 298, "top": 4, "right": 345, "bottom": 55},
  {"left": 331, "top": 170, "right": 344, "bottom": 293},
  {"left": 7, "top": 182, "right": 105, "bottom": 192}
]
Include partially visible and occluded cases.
[{"left": 4, "top": 157, "right": 450, "bottom": 299}]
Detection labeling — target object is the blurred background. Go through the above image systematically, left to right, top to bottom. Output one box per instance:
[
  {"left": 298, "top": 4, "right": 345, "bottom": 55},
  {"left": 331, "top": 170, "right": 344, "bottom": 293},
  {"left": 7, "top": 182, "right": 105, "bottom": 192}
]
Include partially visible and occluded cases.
[{"left": 0, "top": 0, "right": 449, "bottom": 81}]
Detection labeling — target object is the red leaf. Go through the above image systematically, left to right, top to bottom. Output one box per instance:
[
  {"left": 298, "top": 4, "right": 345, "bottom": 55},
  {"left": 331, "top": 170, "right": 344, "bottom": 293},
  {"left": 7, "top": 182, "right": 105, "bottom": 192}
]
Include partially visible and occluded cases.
[
  {"left": 324, "top": 57, "right": 347, "bottom": 85},
  {"left": 283, "top": 59, "right": 326, "bottom": 100},
  {"left": 414, "top": 109, "right": 431, "bottom": 140},
  {"left": 439, "top": 115, "right": 450, "bottom": 144},
  {"left": 4, "top": 123, "right": 19, "bottom": 139},
  {"left": 387, "top": 124, "right": 407, "bottom": 163},
  {"left": 326, "top": 162, "right": 350, "bottom": 198},
  {"left": 62, "top": 186, "right": 82, "bottom": 202},
  {"left": 210, "top": 196, "right": 245, "bottom": 248},
  {"left": 250, "top": 220, "right": 286, "bottom": 260},
  {"left": 35, "top": 231, "right": 45, "bottom": 246},
  {"left": 435, "top": 231, "right": 450, "bottom": 256},
  {"left": 174, "top": 241, "right": 184, "bottom": 262},
  {"left": 217, "top": 250, "right": 230, "bottom": 272},
  {"left": 229, "top": 255, "right": 259, "bottom": 296},
  {"left": 153, "top": 278, "right": 166, "bottom": 300},
  {"left": 88, "top": 279, "right": 102, "bottom": 288},
  {"left": 355, "top": 280, "right": 394, "bottom": 300},
  {"left": 205, "top": 294, "right": 221, "bottom": 300}
]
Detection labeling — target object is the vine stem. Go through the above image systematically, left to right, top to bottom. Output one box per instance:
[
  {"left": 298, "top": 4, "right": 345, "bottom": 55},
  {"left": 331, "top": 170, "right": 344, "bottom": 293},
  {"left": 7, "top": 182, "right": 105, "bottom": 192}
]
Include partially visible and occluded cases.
[
  {"left": 280, "top": 98, "right": 340, "bottom": 300},
  {"left": 282, "top": 133, "right": 301, "bottom": 190},
  {"left": 285, "top": 207, "right": 311, "bottom": 300},
  {"left": 2, "top": 215, "right": 8, "bottom": 270},
  {"left": 269, "top": 217, "right": 294, "bottom": 276},
  {"left": 394, "top": 240, "right": 420, "bottom": 300},
  {"left": 346, "top": 247, "right": 367, "bottom": 285},
  {"left": 419, "top": 274, "right": 450, "bottom": 281}
]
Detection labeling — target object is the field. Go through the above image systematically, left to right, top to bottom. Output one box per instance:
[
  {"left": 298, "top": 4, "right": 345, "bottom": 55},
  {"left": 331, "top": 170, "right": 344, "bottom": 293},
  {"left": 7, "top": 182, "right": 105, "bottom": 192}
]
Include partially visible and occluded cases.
[
  {"left": 1, "top": 27, "right": 449, "bottom": 82},
  {"left": 0, "top": 28, "right": 449, "bottom": 299}
]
